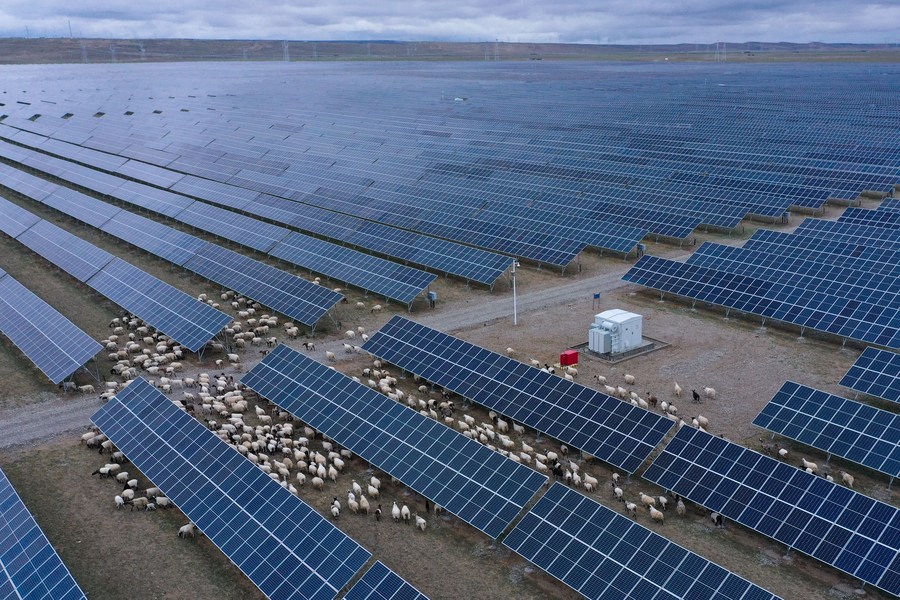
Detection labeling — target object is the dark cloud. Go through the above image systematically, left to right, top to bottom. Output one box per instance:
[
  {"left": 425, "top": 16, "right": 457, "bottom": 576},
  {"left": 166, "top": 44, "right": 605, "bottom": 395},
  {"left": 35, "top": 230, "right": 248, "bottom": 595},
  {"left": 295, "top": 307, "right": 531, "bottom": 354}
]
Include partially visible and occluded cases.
[{"left": 0, "top": 0, "right": 896, "bottom": 43}]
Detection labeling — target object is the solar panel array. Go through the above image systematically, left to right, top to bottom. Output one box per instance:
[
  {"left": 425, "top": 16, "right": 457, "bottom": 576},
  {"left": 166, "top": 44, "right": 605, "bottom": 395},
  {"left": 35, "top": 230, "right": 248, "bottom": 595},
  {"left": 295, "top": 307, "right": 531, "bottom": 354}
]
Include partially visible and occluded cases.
[
  {"left": 0, "top": 135, "right": 514, "bottom": 286},
  {"left": 0, "top": 140, "right": 436, "bottom": 305},
  {"left": 0, "top": 162, "right": 342, "bottom": 327},
  {"left": 0, "top": 197, "right": 229, "bottom": 353},
  {"left": 623, "top": 254, "right": 900, "bottom": 350},
  {"left": 0, "top": 267, "right": 100, "bottom": 384},
  {"left": 362, "top": 316, "right": 673, "bottom": 473},
  {"left": 241, "top": 344, "right": 547, "bottom": 538},
  {"left": 840, "top": 347, "right": 900, "bottom": 403},
  {"left": 91, "top": 378, "right": 372, "bottom": 600},
  {"left": 753, "top": 381, "right": 900, "bottom": 478},
  {"left": 644, "top": 427, "right": 900, "bottom": 597},
  {"left": 0, "top": 467, "right": 88, "bottom": 600},
  {"left": 504, "top": 483, "right": 782, "bottom": 600},
  {"left": 343, "top": 562, "right": 429, "bottom": 600}
]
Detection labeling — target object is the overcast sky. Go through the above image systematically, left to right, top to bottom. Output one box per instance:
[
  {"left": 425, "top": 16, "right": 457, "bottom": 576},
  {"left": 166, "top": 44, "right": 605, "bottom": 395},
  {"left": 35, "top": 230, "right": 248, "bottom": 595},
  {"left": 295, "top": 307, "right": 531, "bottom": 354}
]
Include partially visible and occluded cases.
[{"left": 2, "top": 1, "right": 899, "bottom": 45}]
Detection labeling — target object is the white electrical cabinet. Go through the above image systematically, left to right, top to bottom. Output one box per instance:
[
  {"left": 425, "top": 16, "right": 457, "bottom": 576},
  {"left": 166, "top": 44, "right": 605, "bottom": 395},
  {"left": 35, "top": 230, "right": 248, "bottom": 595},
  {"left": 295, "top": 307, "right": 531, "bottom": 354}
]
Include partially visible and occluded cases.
[{"left": 588, "top": 309, "right": 643, "bottom": 354}]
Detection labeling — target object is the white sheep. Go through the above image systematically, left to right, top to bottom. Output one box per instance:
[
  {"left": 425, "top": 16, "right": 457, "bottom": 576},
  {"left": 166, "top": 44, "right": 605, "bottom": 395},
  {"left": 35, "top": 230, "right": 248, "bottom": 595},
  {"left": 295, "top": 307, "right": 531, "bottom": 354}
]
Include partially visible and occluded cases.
[
  {"left": 371, "top": 304, "right": 383, "bottom": 313},
  {"left": 505, "top": 347, "right": 515, "bottom": 356},
  {"left": 325, "top": 351, "right": 336, "bottom": 362},
  {"left": 623, "top": 374, "right": 635, "bottom": 385},
  {"left": 674, "top": 381, "right": 683, "bottom": 397},
  {"left": 704, "top": 387, "right": 717, "bottom": 400},
  {"left": 801, "top": 458, "right": 818, "bottom": 474},
  {"left": 841, "top": 471, "right": 854, "bottom": 488},
  {"left": 639, "top": 492, "right": 656, "bottom": 508},
  {"left": 114, "top": 495, "right": 125, "bottom": 509},
  {"left": 359, "top": 495, "right": 370, "bottom": 514},
  {"left": 676, "top": 499, "right": 686, "bottom": 517},
  {"left": 625, "top": 501, "right": 637, "bottom": 518},
  {"left": 391, "top": 502, "right": 401, "bottom": 522},
  {"left": 401, "top": 504, "right": 411, "bottom": 524},
  {"left": 649, "top": 506, "right": 664, "bottom": 524},
  {"left": 415, "top": 514, "right": 427, "bottom": 532},
  {"left": 178, "top": 522, "right": 196, "bottom": 538}
]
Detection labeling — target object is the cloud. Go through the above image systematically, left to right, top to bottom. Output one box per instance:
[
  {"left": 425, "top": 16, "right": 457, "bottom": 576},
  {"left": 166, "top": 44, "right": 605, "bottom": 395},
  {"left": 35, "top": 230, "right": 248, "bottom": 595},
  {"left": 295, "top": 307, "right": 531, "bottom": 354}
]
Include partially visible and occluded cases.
[{"left": 0, "top": 0, "right": 897, "bottom": 44}]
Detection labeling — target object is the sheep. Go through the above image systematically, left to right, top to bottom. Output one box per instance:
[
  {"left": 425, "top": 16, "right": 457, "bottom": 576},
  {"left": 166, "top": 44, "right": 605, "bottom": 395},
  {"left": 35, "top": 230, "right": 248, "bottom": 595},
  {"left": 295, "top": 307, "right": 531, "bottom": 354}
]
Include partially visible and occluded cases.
[
  {"left": 371, "top": 304, "right": 383, "bottom": 313},
  {"left": 302, "top": 342, "right": 316, "bottom": 351},
  {"left": 505, "top": 347, "right": 515, "bottom": 357},
  {"left": 325, "top": 351, "right": 336, "bottom": 362},
  {"left": 565, "top": 366, "right": 578, "bottom": 377},
  {"left": 595, "top": 374, "right": 607, "bottom": 385},
  {"left": 624, "top": 374, "right": 635, "bottom": 385},
  {"left": 674, "top": 381, "right": 683, "bottom": 397},
  {"left": 78, "top": 384, "right": 96, "bottom": 394},
  {"left": 704, "top": 387, "right": 717, "bottom": 400},
  {"left": 691, "top": 389, "right": 701, "bottom": 403},
  {"left": 695, "top": 415, "right": 709, "bottom": 429},
  {"left": 776, "top": 445, "right": 789, "bottom": 459},
  {"left": 801, "top": 458, "right": 818, "bottom": 474},
  {"left": 91, "top": 467, "right": 112, "bottom": 478},
  {"left": 115, "top": 471, "right": 130, "bottom": 484},
  {"left": 841, "top": 471, "right": 854, "bottom": 488},
  {"left": 583, "top": 474, "right": 598, "bottom": 492},
  {"left": 370, "top": 475, "right": 381, "bottom": 490},
  {"left": 312, "top": 477, "right": 325, "bottom": 490},
  {"left": 367, "top": 484, "right": 379, "bottom": 498},
  {"left": 613, "top": 486, "right": 624, "bottom": 502},
  {"left": 121, "top": 489, "right": 135, "bottom": 501},
  {"left": 639, "top": 492, "right": 656, "bottom": 508},
  {"left": 114, "top": 495, "right": 125, "bottom": 509},
  {"left": 359, "top": 495, "right": 370, "bottom": 515},
  {"left": 657, "top": 496, "right": 668, "bottom": 511},
  {"left": 130, "top": 497, "right": 150, "bottom": 511},
  {"left": 156, "top": 497, "right": 172, "bottom": 509},
  {"left": 676, "top": 499, "right": 686, "bottom": 517},
  {"left": 625, "top": 501, "right": 637, "bottom": 518},
  {"left": 391, "top": 502, "right": 401, "bottom": 522},
  {"left": 401, "top": 504, "right": 411, "bottom": 524},
  {"left": 649, "top": 506, "right": 665, "bottom": 524},
  {"left": 710, "top": 512, "right": 724, "bottom": 527},
  {"left": 415, "top": 514, "right": 427, "bottom": 532},
  {"left": 178, "top": 522, "right": 196, "bottom": 538}
]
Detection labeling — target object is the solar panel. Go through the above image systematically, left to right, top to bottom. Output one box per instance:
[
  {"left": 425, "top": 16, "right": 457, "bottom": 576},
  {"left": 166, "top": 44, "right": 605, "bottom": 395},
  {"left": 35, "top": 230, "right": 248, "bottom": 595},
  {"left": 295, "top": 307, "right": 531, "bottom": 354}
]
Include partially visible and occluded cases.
[
  {"left": 0, "top": 162, "right": 59, "bottom": 202},
  {"left": 109, "top": 179, "right": 194, "bottom": 218},
  {"left": 40, "top": 186, "right": 122, "bottom": 229},
  {"left": 0, "top": 194, "right": 41, "bottom": 238},
  {"left": 879, "top": 199, "right": 900, "bottom": 213},
  {"left": 176, "top": 201, "right": 291, "bottom": 253},
  {"left": 838, "top": 207, "right": 900, "bottom": 229},
  {"left": 100, "top": 210, "right": 210, "bottom": 266},
  {"left": 16, "top": 219, "right": 116, "bottom": 283},
  {"left": 793, "top": 219, "right": 900, "bottom": 250},
  {"left": 270, "top": 233, "right": 437, "bottom": 305},
  {"left": 182, "top": 244, "right": 343, "bottom": 328},
  {"left": 623, "top": 255, "right": 900, "bottom": 350},
  {"left": 86, "top": 258, "right": 231, "bottom": 353},
  {"left": 0, "top": 272, "right": 101, "bottom": 384},
  {"left": 362, "top": 316, "right": 673, "bottom": 473},
  {"left": 241, "top": 345, "right": 547, "bottom": 538},
  {"left": 841, "top": 347, "right": 900, "bottom": 404},
  {"left": 91, "top": 378, "right": 371, "bottom": 600},
  {"left": 754, "top": 381, "right": 900, "bottom": 478},
  {"left": 644, "top": 427, "right": 900, "bottom": 597},
  {"left": 0, "top": 467, "right": 88, "bottom": 600},
  {"left": 504, "top": 483, "right": 783, "bottom": 600},
  {"left": 344, "top": 562, "right": 429, "bottom": 600}
]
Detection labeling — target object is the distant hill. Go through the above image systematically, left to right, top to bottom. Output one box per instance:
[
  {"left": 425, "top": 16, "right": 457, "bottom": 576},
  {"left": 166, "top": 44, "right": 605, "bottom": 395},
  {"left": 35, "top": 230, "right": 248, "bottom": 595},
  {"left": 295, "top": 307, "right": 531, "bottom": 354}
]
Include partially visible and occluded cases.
[{"left": 0, "top": 38, "right": 898, "bottom": 64}]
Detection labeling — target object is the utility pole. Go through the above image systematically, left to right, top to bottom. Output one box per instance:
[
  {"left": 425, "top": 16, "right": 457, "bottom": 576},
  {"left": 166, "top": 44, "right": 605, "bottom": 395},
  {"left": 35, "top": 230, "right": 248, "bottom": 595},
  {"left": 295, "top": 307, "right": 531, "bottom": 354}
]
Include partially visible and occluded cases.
[
  {"left": 68, "top": 20, "right": 73, "bottom": 38},
  {"left": 282, "top": 40, "right": 289, "bottom": 62}
]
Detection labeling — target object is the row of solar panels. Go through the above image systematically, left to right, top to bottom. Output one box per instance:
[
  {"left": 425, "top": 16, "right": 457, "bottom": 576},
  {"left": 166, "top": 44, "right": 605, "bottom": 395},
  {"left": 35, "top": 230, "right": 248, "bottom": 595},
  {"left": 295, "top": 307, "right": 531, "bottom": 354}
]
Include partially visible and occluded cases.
[
  {"left": 1, "top": 115, "right": 648, "bottom": 266},
  {"left": 0, "top": 120, "right": 587, "bottom": 271},
  {"left": 0, "top": 125, "right": 518, "bottom": 288},
  {"left": 0, "top": 137, "right": 439, "bottom": 305},
  {"left": 0, "top": 164, "right": 344, "bottom": 328},
  {"left": 0, "top": 195, "right": 232, "bottom": 353},
  {"left": 622, "top": 215, "right": 900, "bottom": 350},
  {"left": 0, "top": 266, "right": 100, "bottom": 384},
  {"left": 351, "top": 316, "right": 900, "bottom": 598},
  {"left": 96, "top": 358, "right": 785, "bottom": 600},
  {"left": 88, "top": 378, "right": 428, "bottom": 600}
]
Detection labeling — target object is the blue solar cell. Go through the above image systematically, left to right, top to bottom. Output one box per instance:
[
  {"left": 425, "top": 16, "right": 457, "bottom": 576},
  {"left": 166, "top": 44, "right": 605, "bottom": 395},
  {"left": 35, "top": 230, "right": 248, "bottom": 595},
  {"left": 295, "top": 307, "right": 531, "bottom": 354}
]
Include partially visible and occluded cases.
[
  {"left": 0, "top": 163, "right": 59, "bottom": 201},
  {"left": 109, "top": 179, "right": 194, "bottom": 218},
  {"left": 40, "top": 186, "right": 121, "bottom": 229},
  {"left": 0, "top": 194, "right": 41, "bottom": 238},
  {"left": 176, "top": 201, "right": 290, "bottom": 253},
  {"left": 100, "top": 211, "right": 209, "bottom": 266},
  {"left": 16, "top": 219, "right": 115, "bottom": 283},
  {"left": 182, "top": 244, "right": 342, "bottom": 327},
  {"left": 623, "top": 255, "right": 900, "bottom": 350},
  {"left": 86, "top": 258, "right": 231, "bottom": 352},
  {"left": 0, "top": 273, "right": 101, "bottom": 384},
  {"left": 362, "top": 316, "right": 673, "bottom": 473},
  {"left": 241, "top": 345, "right": 547, "bottom": 539},
  {"left": 840, "top": 347, "right": 900, "bottom": 404},
  {"left": 91, "top": 379, "right": 371, "bottom": 600},
  {"left": 754, "top": 381, "right": 900, "bottom": 478},
  {"left": 644, "top": 427, "right": 900, "bottom": 597},
  {"left": 0, "top": 467, "right": 88, "bottom": 600},
  {"left": 505, "top": 483, "right": 781, "bottom": 600},
  {"left": 344, "top": 562, "right": 429, "bottom": 600}
]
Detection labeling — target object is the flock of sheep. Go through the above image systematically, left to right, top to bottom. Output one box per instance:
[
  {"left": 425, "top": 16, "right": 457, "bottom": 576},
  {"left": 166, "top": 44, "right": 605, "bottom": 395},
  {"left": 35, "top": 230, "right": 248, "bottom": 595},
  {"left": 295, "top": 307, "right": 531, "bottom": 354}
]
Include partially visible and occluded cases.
[{"left": 70, "top": 282, "right": 866, "bottom": 600}]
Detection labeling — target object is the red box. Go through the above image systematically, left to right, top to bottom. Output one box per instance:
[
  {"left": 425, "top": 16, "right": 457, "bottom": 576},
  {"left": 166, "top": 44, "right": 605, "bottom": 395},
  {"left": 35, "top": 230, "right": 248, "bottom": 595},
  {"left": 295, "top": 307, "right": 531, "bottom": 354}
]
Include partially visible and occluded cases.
[{"left": 560, "top": 350, "right": 579, "bottom": 366}]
